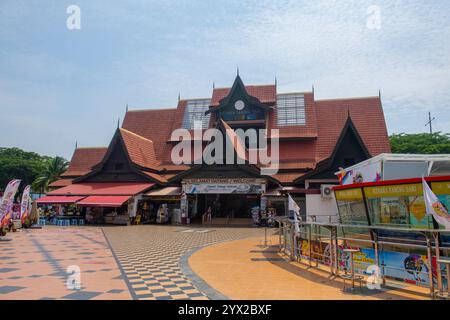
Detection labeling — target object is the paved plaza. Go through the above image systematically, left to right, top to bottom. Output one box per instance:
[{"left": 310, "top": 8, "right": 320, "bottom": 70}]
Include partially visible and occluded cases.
[{"left": 0, "top": 225, "right": 429, "bottom": 300}]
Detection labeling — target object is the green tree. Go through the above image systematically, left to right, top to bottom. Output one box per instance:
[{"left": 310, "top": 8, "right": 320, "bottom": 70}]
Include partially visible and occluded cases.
[
  {"left": 390, "top": 132, "right": 450, "bottom": 154},
  {"left": 0, "top": 147, "right": 50, "bottom": 193},
  {"left": 32, "top": 156, "right": 69, "bottom": 193}
]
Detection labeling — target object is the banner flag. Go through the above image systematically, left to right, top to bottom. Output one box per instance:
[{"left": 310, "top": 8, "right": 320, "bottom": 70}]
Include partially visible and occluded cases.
[
  {"left": 422, "top": 178, "right": 450, "bottom": 230},
  {"left": 0, "top": 179, "right": 21, "bottom": 227},
  {"left": 20, "top": 185, "right": 31, "bottom": 224},
  {"left": 288, "top": 194, "right": 301, "bottom": 234}
]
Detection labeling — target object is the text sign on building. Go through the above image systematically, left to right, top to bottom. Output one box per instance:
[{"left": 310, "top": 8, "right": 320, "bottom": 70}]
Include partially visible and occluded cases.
[{"left": 183, "top": 178, "right": 265, "bottom": 194}]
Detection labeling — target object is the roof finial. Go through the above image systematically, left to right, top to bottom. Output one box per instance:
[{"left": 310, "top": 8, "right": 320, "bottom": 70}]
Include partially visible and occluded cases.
[
  {"left": 237, "top": 66, "right": 239, "bottom": 76},
  {"left": 275, "top": 76, "right": 277, "bottom": 86},
  {"left": 213, "top": 81, "right": 215, "bottom": 89},
  {"left": 312, "top": 84, "right": 315, "bottom": 94},
  {"left": 378, "top": 89, "right": 381, "bottom": 99},
  {"left": 178, "top": 92, "right": 181, "bottom": 102},
  {"left": 126, "top": 103, "right": 128, "bottom": 112},
  {"left": 347, "top": 107, "right": 351, "bottom": 119},
  {"left": 117, "top": 117, "right": 120, "bottom": 129},
  {"left": 75, "top": 140, "right": 78, "bottom": 149}
]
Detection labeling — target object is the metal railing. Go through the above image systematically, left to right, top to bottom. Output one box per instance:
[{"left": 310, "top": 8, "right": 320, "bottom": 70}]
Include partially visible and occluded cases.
[{"left": 276, "top": 217, "right": 450, "bottom": 299}]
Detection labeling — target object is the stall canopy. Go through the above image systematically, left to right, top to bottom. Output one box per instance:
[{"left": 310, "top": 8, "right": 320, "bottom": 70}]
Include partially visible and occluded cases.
[
  {"left": 48, "top": 182, "right": 154, "bottom": 196},
  {"left": 146, "top": 187, "right": 181, "bottom": 197},
  {"left": 146, "top": 187, "right": 182, "bottom": 201},
  {"left": 36, "top": 195, "right": 86, "bottom": 204},
  {"left": 77, "top": 195, "right": 131, "bottom": 207}
]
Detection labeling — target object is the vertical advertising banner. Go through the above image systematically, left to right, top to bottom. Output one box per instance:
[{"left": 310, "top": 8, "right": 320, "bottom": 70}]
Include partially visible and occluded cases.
[
  {"left": 0, "top": 179, "right": 21, "bottom": 227},
  {"left": 20, "top": 185, "right": 31, "bottom": 223}
]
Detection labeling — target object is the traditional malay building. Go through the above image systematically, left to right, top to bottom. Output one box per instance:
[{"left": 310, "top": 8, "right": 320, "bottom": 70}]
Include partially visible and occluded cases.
[{"left": 40, "top": 74, "right": 391, "bottom": 225}]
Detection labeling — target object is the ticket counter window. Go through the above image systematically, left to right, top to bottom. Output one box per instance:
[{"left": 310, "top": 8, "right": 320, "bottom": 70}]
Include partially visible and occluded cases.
[
  {"left": 364, "top": 184, "right": 433, "bottom": 229},
  {"left": 335, "top": 188, "right": 368, "bottom": 225}
]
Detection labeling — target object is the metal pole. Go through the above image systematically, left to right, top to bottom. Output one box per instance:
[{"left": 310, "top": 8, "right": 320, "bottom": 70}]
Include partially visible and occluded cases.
[
  {"left": 278, "top": 220, "right": 283, "bottom": 251},
  {"left": 308, "top": 224, "right": 312, "bottom": 266},
  {"left": 291, "top": 226, "right": 295, "bottom": 260},
  {"left": 334, "top": 226, "right": 340, "bottom": 275},
  {"left": 329, "top": 227, "right": 335, "bottom": 275},
  {"left": 372, "top": 231, "right": 383, "bottom": 286},
  {"left": 433, "top": 232, "right": 443, "bottom": 294},
  {"left": 425, "top": 234, "right": 435, "bottom": 298}
]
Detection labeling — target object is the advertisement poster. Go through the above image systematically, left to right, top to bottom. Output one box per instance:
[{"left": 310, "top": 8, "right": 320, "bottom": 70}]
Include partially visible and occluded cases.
[
  {"left": 337, "top": 161, "right": 382, "bottom": 185},
  {"left": 298, "top": 239, "right": 445, "bottom": 287}
]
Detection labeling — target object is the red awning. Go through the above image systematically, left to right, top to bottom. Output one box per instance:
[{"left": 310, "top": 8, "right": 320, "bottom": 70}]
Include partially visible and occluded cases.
[
  {"left": 47, "top": 182, "right": 154, "bottom": 196},
  {"left": 36, "top": 195, "right": 86, "bottom": 204},
  {"left": 76, "top": 196, "right": 131, "bottom": 207}
]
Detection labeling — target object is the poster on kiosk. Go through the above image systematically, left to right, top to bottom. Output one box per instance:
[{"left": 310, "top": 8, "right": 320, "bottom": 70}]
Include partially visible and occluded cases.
[{"left": 337, "top": 161, "right": 382, "bottom": 185}]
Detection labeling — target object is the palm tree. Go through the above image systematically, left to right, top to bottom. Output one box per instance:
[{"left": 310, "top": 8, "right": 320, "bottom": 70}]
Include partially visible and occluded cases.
[{"left": 32, "top": 156, "right": 69, "bottom": 193}]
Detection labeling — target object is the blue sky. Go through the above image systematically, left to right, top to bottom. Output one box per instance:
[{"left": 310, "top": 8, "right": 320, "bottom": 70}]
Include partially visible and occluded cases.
[{"left": 1, "top": 0, "right": 450, "bottom": 159}]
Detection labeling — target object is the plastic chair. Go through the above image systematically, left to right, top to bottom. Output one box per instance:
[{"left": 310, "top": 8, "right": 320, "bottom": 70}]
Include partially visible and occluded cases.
[
  {"left": 39, "top": 218, "right": 46, "bottom": 226},
  {"left": 56, "top": 219, "right": 64, "bottom": 226},
  {"left": 63, "top": 219, "right": 70, "bottom": 226},
  {"left": 71, "top": 219, "right": 78, "bottom": 226},
  {"left": 78, "top": 219, "right": 85, "bottom": 226}
]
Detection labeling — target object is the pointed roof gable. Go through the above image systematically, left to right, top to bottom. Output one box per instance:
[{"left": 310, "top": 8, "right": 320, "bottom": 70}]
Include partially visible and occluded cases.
[
  {"left": 208, "top": 75, "right": 275, "bottom": 113},
  {"left": 315, "top": 96, "right": 391, "bottom": 161},
  {"left": 122, "top": 108, "right": 178, "bottom": 163},
  {"left": 294, "top": 115, "right": 372, "bottom": 183},
  {"left": 119, "top": 128, "right": 159, "bottom": 169},
  {"left": 62, "top": 147, "right": 108, "bottom": 177}
]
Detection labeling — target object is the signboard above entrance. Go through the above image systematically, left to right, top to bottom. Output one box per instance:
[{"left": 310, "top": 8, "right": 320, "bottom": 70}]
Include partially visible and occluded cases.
[{"left": 183, "top": 178, "right": 266, "bottom": 194}]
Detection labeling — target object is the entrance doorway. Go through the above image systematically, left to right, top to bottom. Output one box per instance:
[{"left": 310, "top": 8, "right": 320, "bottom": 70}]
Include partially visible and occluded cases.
[{"left": 195, "top": 194, "right": 259, "bottom": 220}]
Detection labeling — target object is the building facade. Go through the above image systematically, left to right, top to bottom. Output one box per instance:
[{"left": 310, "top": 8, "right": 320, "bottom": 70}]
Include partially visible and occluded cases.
[{"left": 43, "top": 75, "right": 391, "bottom": 224}]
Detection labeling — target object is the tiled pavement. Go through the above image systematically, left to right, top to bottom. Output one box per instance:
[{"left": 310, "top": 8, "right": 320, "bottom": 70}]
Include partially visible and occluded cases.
[
  {"left": 0, "top": 225, "right": 270, "bottom": 300},
  {"left": 103, "top": 225, "right": 270, "bottom": 300},
  {"left": 0, "top": 226, "right": 131, "bottom": 300},
  {"left": 189, "top": 236, "right": 431, "bottom": 300}
]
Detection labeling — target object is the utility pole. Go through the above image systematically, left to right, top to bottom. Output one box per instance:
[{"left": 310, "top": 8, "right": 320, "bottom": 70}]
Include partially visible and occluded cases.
[{"left": 425, "top": 112, "right": 436, "bottom": 134}]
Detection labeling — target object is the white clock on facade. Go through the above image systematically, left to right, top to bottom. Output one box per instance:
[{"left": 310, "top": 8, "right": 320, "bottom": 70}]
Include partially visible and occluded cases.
[{"left": 234, "top": 100, "right": 245, "bottom": 110}]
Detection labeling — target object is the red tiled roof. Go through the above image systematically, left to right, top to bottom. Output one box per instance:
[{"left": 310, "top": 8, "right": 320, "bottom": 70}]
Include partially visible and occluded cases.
[
  {"left": 70, "top": 79, "right": 390, "bottom": 185},
  {"left": 211, "top": 85, "right": 276, "bottom": 106},
  {"left": 315, "top": 97, "right": 391, "bottom": 160},
  {"left": 122, "top": 108, "right": 177, "bottom": 163},
  {"left": 119, "top": 128, "right": 159, "bottom": 169},
  {"left": 62, "top": 147, "right": 107, "bottom": 177},
  {"left": 140, "top": 171, "right": 168, "bottom": 183},
  {"left": 272, "top": 172, "right": 306, "bottom": 184},
  {"left": 49, "top": 179, "right": 73, "bottom": 188},
  {"left": 48, "top": 182, "right": 154, "bottom": 196}
]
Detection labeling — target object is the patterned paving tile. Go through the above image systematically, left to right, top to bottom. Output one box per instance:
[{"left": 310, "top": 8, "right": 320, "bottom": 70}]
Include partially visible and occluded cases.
[
  {"left": 103, "top": 225, "right": 269, "bottom": 300},
  {"left": 0, "top": 226, "right": 131, "bottom": 300},
  {"left": 0, "top": 286, "right": 25, "bottom": 294},
  {"left": 62, "top": 291, "right": 102, "bottom": 300}
]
